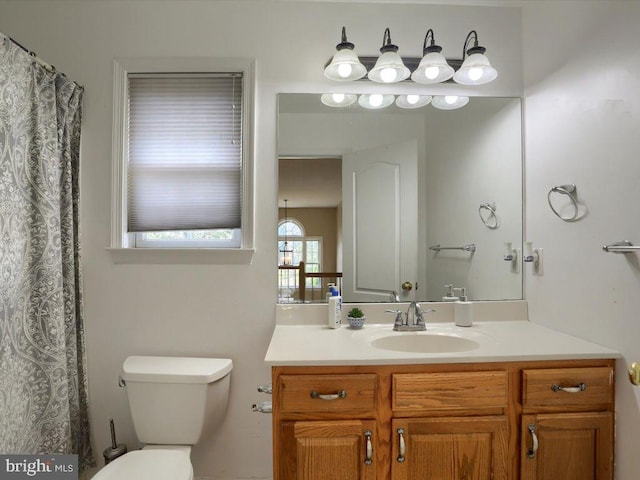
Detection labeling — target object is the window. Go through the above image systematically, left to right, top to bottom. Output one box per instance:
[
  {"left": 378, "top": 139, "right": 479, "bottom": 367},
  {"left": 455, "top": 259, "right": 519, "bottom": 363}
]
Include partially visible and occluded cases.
[
  {"left": 110, "top": 58, "right": 254, "bottom": 264},
  {"left": 128, "top": 73, "right": 242, "bottom": 248},
  {"left": 278, "top": 219, "right": 323, "bottom": 301}
]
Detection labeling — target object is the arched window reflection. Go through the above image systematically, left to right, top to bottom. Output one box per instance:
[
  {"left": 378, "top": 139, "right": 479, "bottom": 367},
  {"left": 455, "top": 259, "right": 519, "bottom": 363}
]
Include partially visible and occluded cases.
[{"left": 278, "top": 218, "right": 322, "bottom": 302}]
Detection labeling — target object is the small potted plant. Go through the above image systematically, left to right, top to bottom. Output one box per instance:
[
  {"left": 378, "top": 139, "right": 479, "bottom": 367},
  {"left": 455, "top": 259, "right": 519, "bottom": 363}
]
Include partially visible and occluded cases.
[{"left": 347, "top": 307, "right": 366, "bottom": 329}]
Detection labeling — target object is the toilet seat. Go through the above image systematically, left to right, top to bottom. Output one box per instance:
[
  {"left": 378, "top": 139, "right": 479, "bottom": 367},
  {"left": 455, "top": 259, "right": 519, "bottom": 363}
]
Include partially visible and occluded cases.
[{"left": 93, "top": 449, "right": 193, "bottom": 480}]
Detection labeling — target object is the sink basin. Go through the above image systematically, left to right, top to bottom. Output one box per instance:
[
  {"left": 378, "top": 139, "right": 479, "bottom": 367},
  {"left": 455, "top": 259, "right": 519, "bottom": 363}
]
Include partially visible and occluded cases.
[{"left": 371, "top": 333, "right": 479, "bottom": 353}]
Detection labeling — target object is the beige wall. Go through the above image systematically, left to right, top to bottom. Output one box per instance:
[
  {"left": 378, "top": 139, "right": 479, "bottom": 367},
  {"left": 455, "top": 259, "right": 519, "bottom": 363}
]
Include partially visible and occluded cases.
[{"left": 0, "top": 1, "right": 523, "bottom": 479}]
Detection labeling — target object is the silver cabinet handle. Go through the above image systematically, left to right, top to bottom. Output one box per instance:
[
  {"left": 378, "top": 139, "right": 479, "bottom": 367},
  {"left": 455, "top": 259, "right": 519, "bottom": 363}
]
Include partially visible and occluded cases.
[
  {"left": 551, "top": 382, "right": 586, "bottom": 393},
  {"left": 310, "top": 390, "right": 347, "bottom": 400},
  {"left": 527, "top": 424, "right": 539, "bottom": 459},
  {"left": 397, "top": 428, "right": 406, "bottom": 463},
  {"left": 364, "top": 430, "right": 373, "bottom": 465}
]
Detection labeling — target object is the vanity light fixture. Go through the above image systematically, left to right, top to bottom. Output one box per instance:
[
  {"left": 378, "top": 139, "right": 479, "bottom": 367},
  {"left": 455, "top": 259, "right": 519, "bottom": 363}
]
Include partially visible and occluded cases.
[
  {"left": 324, "top": 27, "right": 368, "bottom": 81},
  {"left": 324, "top": 27, "right": 497, "bottom": 86},
  {"left": 367, "top": 28, "right": 410, "bottom": 84},
  {"left": 411, "top": 29, "right": 454, "bottom": 84},
  {"left": 453, "top": 30, "right": 498, "bottom": 86},
  {"left": 320, "top": 93, "right": 358, "bottom": 107},
  {"left": 358, "top": 93, "right": 396, "bottom": 109},
  {"left": 395, "top": 94, "right": 432, "bottom": 109},
  {"left": 432, "top": 95, "right": 469, "bottom": 110}
]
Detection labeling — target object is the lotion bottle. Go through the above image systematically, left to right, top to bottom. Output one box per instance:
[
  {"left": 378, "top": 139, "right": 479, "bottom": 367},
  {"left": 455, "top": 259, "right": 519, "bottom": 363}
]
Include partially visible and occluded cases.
[
  {"left": 442, "top": 284, "right": 459, "bottom": 302},
  {"left": 328, "top": 288, "right": 342, "bottom": 329},
  {"left": 454, "top": 288, "right": 473, "bottom": 327}
]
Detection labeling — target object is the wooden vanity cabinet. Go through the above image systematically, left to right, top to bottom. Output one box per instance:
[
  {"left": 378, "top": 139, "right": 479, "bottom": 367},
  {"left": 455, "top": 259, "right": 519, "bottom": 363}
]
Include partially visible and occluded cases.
[
  {"left": 272, "top": 360, "right": 615, "bottom": 480},
  {"left": 520, "top": 367, "right": 615, "bottom": 480},
  {"left": 391, "top": 371, "right": 510, "bottom": 480},
  {"left": 273, "top": 372, "right": 379, "bottom": 480},
  {"left": 278, "top": 419, "right": 377, "bottom": 480}
]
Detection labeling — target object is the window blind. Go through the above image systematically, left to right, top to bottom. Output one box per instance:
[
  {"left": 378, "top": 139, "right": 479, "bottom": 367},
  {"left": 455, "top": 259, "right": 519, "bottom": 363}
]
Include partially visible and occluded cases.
[{"left": 127, "top": 73, "right": 242, "bottom": 232}]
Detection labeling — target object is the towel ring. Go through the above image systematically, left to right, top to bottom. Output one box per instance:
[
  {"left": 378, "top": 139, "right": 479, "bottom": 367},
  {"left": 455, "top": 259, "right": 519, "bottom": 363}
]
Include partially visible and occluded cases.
[
  {"left": 548, "top": 184, "right": 578, "bottom": 221},
  {"left": 479, "top": 202, "right": 499, "bottom": 229}
]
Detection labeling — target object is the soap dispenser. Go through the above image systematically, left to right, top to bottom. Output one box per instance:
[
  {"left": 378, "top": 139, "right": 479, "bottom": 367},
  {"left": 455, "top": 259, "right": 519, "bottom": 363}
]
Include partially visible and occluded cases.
[
  {"left": 442, "top": 284, "right": 459, "bottom": 302},
  {"left": 454, "top": 288, "right": 473, "bottom": 327}
]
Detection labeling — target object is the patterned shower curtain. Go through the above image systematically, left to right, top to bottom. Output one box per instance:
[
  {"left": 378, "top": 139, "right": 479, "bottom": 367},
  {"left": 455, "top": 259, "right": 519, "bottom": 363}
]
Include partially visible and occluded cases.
[{"left": 0, "top": 33, "right": 95, "bottom": 470}]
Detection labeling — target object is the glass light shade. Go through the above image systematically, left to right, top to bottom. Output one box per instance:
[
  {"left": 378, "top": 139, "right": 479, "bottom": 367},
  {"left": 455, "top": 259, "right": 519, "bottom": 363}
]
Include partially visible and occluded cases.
[
  {"left": 324, "top": 48, "right": 367, "bottom": 81},
  {"left": 367, "top": 51, "right": 410, "bottom": 83},
  {"left": 411, "top": 52, "right": 454, "bottom": 84},
  {"left": 453, "top": 53, "right": 498, "bottom": 85},
  {"left": 320, "top": 93, "right": 358, "bottom": 108},
  {"left": 358, "top": 94, "right": 395, "bottom": 109},
  {"left": 395, "top": 94, "right": 432, "bottom": 109},
  {"left": 432, "top": 95, "right": 469, "bottom": 110}
]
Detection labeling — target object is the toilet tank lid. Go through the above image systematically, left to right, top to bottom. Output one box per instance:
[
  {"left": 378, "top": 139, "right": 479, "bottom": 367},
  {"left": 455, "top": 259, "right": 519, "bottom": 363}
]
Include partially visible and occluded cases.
[{"left": 122, "top": 356, "right": 233, "bottom": 384}]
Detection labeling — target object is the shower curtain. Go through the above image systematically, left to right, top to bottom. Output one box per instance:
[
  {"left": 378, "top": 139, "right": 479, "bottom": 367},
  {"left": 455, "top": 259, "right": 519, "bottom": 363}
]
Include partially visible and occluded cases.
[{"left": 0, "top": 33, "right": 95, "bottom": 470}]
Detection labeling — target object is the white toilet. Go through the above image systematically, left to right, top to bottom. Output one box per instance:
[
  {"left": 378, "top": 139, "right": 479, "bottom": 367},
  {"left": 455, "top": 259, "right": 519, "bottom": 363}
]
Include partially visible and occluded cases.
[{"left": 94, "top": 355, "right": 233, "bottom": 480}]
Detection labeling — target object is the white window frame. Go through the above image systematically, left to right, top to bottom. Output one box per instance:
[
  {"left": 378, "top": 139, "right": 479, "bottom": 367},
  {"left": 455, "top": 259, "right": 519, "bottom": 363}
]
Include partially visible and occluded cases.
[
  {"left": 107, "top": 57, "right": 255, "bottom": 264},
  {"left": 134, "top": 229, "right": 243, "bottom": 249}
]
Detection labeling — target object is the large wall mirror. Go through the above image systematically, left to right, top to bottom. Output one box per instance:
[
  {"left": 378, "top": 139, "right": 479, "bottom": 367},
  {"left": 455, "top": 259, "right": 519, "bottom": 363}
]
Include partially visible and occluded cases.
[{"left": 277, "top": 93, "right": 523, "bottom": 304}]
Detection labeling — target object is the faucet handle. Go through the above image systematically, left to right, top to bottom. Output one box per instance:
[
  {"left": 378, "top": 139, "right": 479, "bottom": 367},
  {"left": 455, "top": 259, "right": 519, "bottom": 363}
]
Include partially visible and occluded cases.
[
  {"left": 416, "top": 308, "right": 436, "bottom": 326},
  {"left": 386, "top": 309, "right": 404, "bottom": 327}
]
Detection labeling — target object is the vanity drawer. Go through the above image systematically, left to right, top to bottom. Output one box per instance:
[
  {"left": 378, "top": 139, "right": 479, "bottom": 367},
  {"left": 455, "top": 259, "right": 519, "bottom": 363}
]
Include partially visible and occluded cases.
[
  {"left": 522, "top": 367, "right": 614, "bottom": 409},
  {"left": 392, "top": 371, "right": 508, "bottom": 412},
  {"left": 278, "top": 374, "right": 377, "bottom": 414}
]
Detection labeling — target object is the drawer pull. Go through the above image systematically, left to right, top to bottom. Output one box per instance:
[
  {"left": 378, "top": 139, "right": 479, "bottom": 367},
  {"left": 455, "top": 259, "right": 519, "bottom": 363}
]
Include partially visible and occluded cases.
[
  {"left": 551, "top": 382, "right": 586, "bottom": 393},
  {"left": 310, "top": 390, "right": 347, "bottom": 400},
  {"left": 527, "top": 424, "right": 539, "bottom": 459},
  {"left": 397, "top": 428, "right": 406, "bottom": 463},
  {"left": 364, "top": 430, "right": 373, "bottom": 465}
]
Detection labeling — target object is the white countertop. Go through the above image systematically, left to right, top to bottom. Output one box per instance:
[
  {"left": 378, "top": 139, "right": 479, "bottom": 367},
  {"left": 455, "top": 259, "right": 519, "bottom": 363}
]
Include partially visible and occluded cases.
[{"left": 264, "top": 321, "right": 619, "bottom": 366}]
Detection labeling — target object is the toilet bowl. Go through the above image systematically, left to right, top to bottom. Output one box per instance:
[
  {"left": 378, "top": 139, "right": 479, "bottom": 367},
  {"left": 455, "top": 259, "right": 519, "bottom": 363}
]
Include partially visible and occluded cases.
[
  {"left": 93, "top": 356, "right": 232, "bottom": 480},
  {"left": 94, "top": 448, "right": 193, "bottom": 480}
]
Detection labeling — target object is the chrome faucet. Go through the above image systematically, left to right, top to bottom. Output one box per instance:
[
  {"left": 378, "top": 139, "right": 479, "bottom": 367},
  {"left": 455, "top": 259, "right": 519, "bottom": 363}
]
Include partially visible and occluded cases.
[{"left": 387, "top": 302, "right": 435, "bottom": 331}]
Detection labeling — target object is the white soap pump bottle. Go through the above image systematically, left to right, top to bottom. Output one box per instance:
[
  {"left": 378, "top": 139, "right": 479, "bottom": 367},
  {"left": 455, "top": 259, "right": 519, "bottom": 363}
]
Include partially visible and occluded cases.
[{"left": 454, "top": 287, "right": 473, "bottom": 327}]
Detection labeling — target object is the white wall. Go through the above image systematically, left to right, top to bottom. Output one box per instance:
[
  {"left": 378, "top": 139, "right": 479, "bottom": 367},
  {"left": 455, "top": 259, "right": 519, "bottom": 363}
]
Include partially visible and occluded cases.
[
  {"left": 0, "top": 1, "right": 522, "bottom": 479},
  {"left": 522, "top": 2, "right": 640, "bottom": 478},
  {"left": 424, "top": 97, "right": 522, "bottom": 301}
]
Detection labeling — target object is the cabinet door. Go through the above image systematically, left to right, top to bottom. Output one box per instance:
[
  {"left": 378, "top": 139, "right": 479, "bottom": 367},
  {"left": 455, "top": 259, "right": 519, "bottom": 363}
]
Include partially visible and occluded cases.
[
  {"left": 521, "top": 412, "right": 613, "bottom": 480},
  {"left": 391, "top": 416, "right": 509, "bottom": 480},
  {"left": 278, "top": 419, "right": 377, "bottom": 480}
]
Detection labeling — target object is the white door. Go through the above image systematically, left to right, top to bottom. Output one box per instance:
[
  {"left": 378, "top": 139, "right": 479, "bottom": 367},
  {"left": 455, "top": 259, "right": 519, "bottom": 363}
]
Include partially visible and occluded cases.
[{"left": 342, "top": 140, "right": 418, "bottom": 302}]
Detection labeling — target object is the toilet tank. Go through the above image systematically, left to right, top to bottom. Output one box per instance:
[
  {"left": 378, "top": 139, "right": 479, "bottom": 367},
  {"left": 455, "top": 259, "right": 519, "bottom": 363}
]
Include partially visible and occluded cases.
[{"left": 121, "top": 356, "right": 232, "bottom": 445}]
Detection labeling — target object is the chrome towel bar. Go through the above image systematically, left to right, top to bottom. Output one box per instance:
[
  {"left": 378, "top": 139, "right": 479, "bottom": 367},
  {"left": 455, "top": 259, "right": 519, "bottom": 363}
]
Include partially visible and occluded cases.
[
  {"left": 602, "top": 240, "right": 640, "bottom": 253},
  {"left": 429, "top": 243, "right": 476, "bottom": 252}
]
